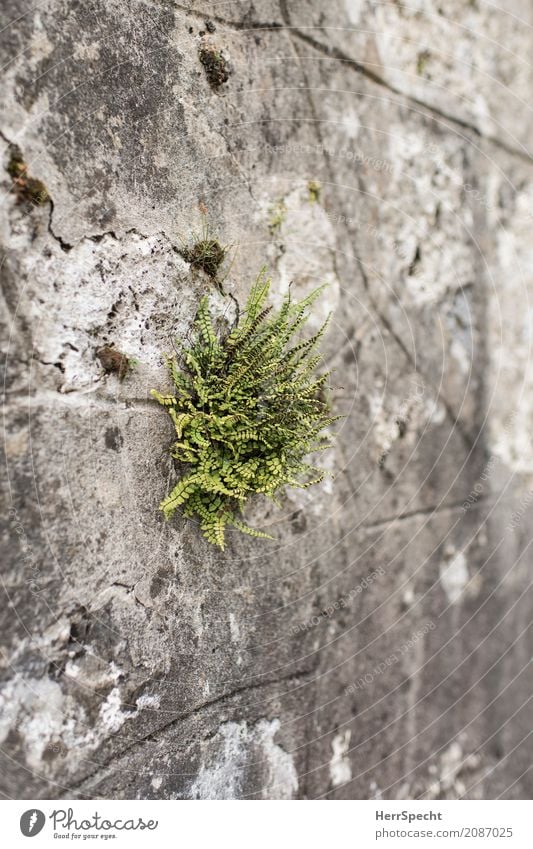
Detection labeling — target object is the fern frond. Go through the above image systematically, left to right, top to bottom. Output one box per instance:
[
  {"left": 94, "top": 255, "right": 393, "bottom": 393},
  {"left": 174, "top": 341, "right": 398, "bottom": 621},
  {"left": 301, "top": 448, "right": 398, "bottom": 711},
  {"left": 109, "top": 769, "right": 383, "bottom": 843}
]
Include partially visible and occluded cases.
[
  {"left": 196, "top": 296, "right": 217, "bottom": 345},
  {"left": 150, "top": 389, "right": 177, "bottom": 406},
  {"left": 160, "top": 474, "right": 199, "bottom": 518},
  {"left": 230, "top": 517, "right": 275, "bottom": 540}
]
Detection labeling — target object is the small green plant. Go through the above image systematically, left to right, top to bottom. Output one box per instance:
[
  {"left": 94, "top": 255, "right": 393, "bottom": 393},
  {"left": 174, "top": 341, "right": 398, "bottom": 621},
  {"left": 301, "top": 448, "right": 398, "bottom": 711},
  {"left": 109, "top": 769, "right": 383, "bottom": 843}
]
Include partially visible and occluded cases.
[
  {"left": 416, "top": 50, "right": 430, "bottom": 75},
  {"left": 6, "top": 144, "right": 49, "bottom": 206},
  {"left": 308, "top": 180, "right": 321, "bottom": 204},
  {"left": 268, "top": 199, "right": 287, "bottom": 234},
  {"left": 178, "top": 220, "right": 230, "bottom": 286},
  {"left": 151, "top": 271, "right": 339, "bottom": 549}
]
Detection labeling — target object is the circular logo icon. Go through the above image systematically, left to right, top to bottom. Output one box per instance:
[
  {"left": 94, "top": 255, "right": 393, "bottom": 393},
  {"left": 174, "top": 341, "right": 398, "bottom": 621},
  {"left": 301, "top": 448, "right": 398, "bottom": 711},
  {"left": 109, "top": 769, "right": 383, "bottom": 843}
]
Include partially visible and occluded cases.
[{"left": 20, "top": 809, "right": 46, "bottom": 837}]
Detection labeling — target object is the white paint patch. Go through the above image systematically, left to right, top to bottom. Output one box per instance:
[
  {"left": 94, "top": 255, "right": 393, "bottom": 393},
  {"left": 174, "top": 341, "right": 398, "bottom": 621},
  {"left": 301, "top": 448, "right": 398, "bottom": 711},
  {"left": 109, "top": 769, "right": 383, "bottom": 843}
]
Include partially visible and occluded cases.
[
  {"left": 344, "top": 0, "right": 362, "bottom": 24},
  {"left": 30, "top": 13, "right": 54, "bottom": 61},
  {"left": 341, "top": 109, "right": 361, "bottom": 140},
  {"left": 260, "top": 185, "right": 340, "bottom": 332},
  {"left": 449, "top": 337, "right": 470, "bottom": 375},
  {"left": 369, "top": 391, "right": 423, "bottom": 465},
  {"left": 429, "top": 400, "right": 447, "bottom": 425},
  {"left": 440, "top": 551, "right": 469, "bottom": 604},
  {"left": 402, "top": 586, "right": 415, "bottom": 608},
  {"left": 191, "top": 604, "right": 204, "bottom": 639},
  {"left": 229, "top": 613, "right": 240, "bottom": 643},
  {"left": 0, "top": 676, "right": 93, "bottom": 769},
  {"left": 3, "top": 678, "right": 64, "bottom": 769},
  {"left": 99, "top": 687, "right": 127, "bottom": 733},
  {"left": 100, "top": 688, "right": 159, "bottom": 734},
  {"left": 136, "top": 694, "right": 160, "bottom": 711},
  {"left": 257, "top": 718, "right": 299, "bottom": 799},
  {"left": 190, "top": 719, "right": 298, "bottom": 800},
  {"left": 190, "top": 722, "right": 246, "bottom": 800},
  {"left": 330, "top": 730, "right": 352, "bottom": 787},
  {"left": 425, "top": 736, "right": 482, "bottom": 799},
  {"left": 440, "top": 741, "right": 463, "bottom": 792},
  {"left": 151, "top": 775, "right": 163, "bottom": 790},
  {"left": 369, "top": 779, "right": 383, "bottom": 799}
]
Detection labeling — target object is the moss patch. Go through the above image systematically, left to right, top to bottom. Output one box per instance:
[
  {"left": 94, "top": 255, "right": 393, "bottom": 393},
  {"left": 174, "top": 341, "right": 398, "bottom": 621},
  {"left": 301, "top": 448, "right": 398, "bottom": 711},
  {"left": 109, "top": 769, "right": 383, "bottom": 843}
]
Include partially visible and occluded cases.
[
  {"left": 199, "top": 45, "right": 229, "bottom": 90},
  {"left": 416, "top": 50, "right": 430, "bottom": 75},
  {"left": 6, "top": 145, "right": 49, "bottom": 206},
  {"left": 308, "top": 180, "right": 321, "bottom": 204},
  {"left": 268, "top": 199, "right": 287, "bottom": 234},
  {"left": 182, "top": 238, "right": 227, "bottom": 279}
]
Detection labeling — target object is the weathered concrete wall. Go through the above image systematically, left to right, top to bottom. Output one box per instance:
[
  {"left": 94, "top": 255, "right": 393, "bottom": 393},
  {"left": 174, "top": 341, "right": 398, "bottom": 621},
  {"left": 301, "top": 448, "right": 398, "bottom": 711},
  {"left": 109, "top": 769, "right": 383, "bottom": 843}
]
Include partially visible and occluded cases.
[{"left": 1, "top": 0, "right": 532, "bottom": 799}]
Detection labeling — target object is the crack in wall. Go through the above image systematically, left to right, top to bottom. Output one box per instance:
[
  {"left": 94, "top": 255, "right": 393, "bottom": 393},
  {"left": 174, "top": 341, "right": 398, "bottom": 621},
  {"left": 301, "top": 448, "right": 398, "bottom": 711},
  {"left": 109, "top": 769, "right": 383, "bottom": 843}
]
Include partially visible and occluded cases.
[
  {"left": 162, "top": 1, "right": 533, "bottom": 167},
  {"left": 360, "top": 495, "right": 491, "bottom": 532},
  {"left": 69, "top": 665, "right": 317, "bottom": 794}
]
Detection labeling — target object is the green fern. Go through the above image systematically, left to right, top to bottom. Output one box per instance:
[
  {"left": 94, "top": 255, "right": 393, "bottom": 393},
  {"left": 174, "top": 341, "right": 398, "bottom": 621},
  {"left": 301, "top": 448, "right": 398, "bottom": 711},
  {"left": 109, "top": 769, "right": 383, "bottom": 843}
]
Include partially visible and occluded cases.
[{"left": 151, "top": 269, "right": 339, "bottom": 549}]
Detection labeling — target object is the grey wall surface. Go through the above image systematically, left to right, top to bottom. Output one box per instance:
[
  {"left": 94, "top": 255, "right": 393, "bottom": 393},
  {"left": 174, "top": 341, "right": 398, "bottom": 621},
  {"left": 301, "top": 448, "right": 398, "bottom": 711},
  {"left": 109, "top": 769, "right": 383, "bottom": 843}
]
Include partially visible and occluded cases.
[{"left": 1, "top": 0, "right": 532, "bottom": 799}]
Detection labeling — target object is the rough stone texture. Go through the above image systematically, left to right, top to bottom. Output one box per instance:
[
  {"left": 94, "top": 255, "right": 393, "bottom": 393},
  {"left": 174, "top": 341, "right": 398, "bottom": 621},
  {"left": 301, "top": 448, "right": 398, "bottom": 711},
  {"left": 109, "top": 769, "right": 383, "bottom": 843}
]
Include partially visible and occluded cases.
[{"left": 1, "top": 0, "right": 532, "bottom": 799}]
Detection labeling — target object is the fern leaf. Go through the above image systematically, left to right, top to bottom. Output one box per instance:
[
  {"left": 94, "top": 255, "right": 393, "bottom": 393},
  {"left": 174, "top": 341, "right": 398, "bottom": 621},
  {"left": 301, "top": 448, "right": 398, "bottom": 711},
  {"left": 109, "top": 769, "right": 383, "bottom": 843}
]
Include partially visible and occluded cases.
[
  {"left": 150, "top": 389, "right": 176, "bottom": 406},
  {"left": 160, "top": 474, "right": 199, "bottom": 518},
  {"left": 230, "top": 517, "right": 275, "bottom": 541}
]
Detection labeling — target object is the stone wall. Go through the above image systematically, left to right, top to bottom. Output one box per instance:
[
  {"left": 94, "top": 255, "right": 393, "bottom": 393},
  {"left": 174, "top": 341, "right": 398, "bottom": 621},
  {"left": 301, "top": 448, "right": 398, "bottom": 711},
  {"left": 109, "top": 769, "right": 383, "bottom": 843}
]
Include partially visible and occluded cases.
[{"left": 1, "top": 0, "right": 532, "bottom": 799}]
